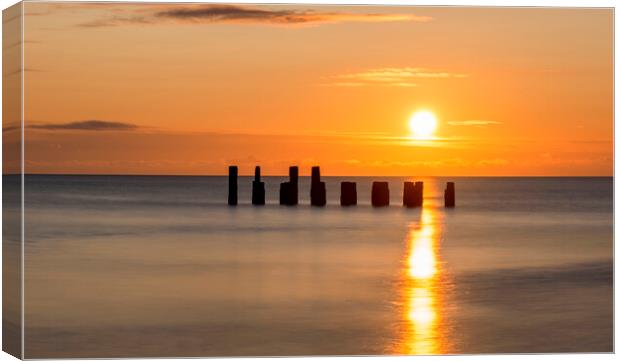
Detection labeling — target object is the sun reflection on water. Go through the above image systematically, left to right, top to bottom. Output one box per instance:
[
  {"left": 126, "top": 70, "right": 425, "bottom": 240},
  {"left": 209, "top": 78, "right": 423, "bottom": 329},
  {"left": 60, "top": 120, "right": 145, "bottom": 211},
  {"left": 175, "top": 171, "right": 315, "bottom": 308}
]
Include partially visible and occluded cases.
[{"left": 397, "top": 205, "right": 449, "bottom": 355}]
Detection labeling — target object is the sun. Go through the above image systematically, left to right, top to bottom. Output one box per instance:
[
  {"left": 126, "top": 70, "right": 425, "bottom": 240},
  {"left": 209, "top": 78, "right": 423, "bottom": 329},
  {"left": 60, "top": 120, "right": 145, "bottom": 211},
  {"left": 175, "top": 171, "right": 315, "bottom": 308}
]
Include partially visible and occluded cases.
[{"left": 409, "top": 110, "right": 437, "bottom": 139}]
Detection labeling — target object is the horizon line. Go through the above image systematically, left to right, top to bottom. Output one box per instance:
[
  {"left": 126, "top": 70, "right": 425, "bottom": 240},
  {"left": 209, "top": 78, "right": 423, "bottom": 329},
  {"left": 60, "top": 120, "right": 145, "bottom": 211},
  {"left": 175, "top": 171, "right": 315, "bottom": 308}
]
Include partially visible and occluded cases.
[{"left": 11, "top": 173, "right": 614, "bottom": 178}]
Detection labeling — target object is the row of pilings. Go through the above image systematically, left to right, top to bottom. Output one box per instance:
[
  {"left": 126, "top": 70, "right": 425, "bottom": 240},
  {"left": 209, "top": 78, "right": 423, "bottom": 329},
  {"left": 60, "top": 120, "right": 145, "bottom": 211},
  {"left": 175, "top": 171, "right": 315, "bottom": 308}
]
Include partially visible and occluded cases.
[{"left": 228, "top": 166, "right": 455, "bottom": 207}]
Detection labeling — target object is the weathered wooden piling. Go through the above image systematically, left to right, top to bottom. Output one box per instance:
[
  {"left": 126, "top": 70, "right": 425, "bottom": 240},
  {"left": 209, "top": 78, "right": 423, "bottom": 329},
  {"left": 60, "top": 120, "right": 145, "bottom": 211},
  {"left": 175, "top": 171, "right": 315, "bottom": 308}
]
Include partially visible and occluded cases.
[
  {"left": 228, "top": 166, "right": 238, "bottom": 206},
  {"left": 252, "top": 166, "right": 265, "bottom": 205},
  {"left": 279, "top": 166, "right": 299, "bottom": 205},
  {"left": 288, "top": 166, "right": 299, "bottom": 206},
  {"left": 289, "top": 166, "right": 298, "bottom": 205},
  {"left": 310, "top": 166, "right": 326, "bottom": 206},
  {"left": 371, "top": 181, "right": 390, "bottom": 207},
  {"left": 403, "top": 181, "right": 416, "bottom": 207},
  {"left": 403, "top": 181, "right": 424, "bottom": 207},
  {"left": 414, "top": 181, "right": 424, "bottom": 207},
  {"left": 279, "top": 182, "right": 290, "bottom": 205},
  {"left": 340, "top": 182, "right": 357, "bottom": 206},
  {"left": 444, "top": 182, "right": 455, "bottom": 207}
]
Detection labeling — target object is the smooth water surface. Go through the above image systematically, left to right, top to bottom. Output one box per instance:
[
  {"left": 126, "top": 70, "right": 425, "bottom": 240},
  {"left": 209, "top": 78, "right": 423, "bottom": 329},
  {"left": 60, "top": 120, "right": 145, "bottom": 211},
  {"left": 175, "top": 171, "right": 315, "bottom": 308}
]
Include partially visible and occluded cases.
[{"left": 23, "top": 176, "right": 613, "bottom": 357}]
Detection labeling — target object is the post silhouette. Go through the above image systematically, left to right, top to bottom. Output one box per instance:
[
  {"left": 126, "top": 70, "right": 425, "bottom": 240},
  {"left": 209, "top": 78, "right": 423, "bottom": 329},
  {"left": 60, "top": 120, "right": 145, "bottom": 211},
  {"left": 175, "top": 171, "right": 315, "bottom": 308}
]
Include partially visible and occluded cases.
[
  {"left": 228, "top": 166, "right": 238, "bottom": 206},
  {"left": 252, "top": 166, "right": 265, "bottom": 205},
  {"left": 279, "top": 166, "right": 299, "bottom": 205},
  {"left": 288, "top": 166, "right": 299, "bottom": 205},
  {"left": 289, "top": 166, "right": 298, "bottom": 205},
  {"left": 310, "top": 166, "right": 326, "bottom": 206},
  {"left": 372, "top": 181, "right": 390, "bottom": 207},
  {"left": 403, "top": 181, "right": 416, "bottom": 207},
  {"left": 403, "top": 181, "right": 423, "bottom": 207},
  {"left": 415, "top": 181, "right": 424, "bottom": 207},
  {"left": 340, "top": 182, "right": 357, "bottom": 206},
  {"left": 444, "top": 182, "right": 455, "bottom": 207},
  {"left": 279, "top": 183, "right": 290, "bottom": 205}
]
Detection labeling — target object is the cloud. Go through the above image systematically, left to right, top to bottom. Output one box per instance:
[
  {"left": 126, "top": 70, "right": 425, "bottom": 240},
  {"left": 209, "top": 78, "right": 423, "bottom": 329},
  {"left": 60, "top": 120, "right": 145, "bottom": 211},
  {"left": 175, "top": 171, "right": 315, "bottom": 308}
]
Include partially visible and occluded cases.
[
  {"left": 78, "top": 4, "right": 431, "bottom": 28},
  {"left": 156, "top": 5, "right": 428, "bottom": 24},
  {"left": 79, "top": 15, "right": 154, "bottom": 28},
  {"left": 3, "top": 40, "right": 41, "bottom": 51},
  {"left": 324, "top": 67, "right": 467, "bottom": 87},
  {"left": 3, "top": 68, "right": 43, "bottom": 77},
  {"left": 321, "top": 82, "right": 366, "bottom": 87},
  {"left": 28, "top": 120, "right": 139, "bottom": 131},
  {"left": 448, "top": 120, "right": 502, "bottom": 127},
  {"left": 2, "top": 125, "right": 20, "bottom": 132},
  {"left": 339, "top": 157, "right": 510, "bottom": 169},
  {"left": 363, "top": 158, "right": 470, "bottom": 168},
  {"left": 475, "top": 158, "right": 509, "bottom": 166}
]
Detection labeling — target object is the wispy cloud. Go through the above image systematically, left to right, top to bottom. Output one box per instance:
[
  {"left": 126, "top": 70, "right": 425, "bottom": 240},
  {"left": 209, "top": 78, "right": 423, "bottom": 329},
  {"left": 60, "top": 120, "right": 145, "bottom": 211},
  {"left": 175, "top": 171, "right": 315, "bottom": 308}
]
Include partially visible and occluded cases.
[
  {"left": 78, "top": 4, "right": 431, "bottom": 28},
  {"left": 156, "top": 5, "right": 428, "bottom": 24},
  {"left": 79, "top": 15, "right": 153, "bottom": 28},
  {"left": 3, "top": 40, "right": 41, "bottom": 50},
  {"left": 323, "top": 67, "right": 467, "bottom": 87},
  {"left": 3, "top": 68, "right": 43, "bottom": 77},
  {"left": 323, "top": 82, "right": 366, "bottom": 87},
  {"left": 28, "top": 120, "right": 139, "bottom": 131},
  {"left": 448, "top": 120, "right": 502, "bottom": 127},
  {"left": 2, "top": 125, "right": 20, "bottom": 132},
  {"left": 344, "top": 157, "right": 510, "bottom": 169},
  {"left": 475, "top": 158, "right": 509, "bottom": 166}
]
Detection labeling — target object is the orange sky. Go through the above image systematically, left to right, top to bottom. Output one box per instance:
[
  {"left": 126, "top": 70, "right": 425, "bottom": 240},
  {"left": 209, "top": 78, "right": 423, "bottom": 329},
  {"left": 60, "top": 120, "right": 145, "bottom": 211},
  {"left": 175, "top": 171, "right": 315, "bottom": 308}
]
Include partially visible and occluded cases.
[{"left": 13, "top": 3, "right": 613, "bottom": 175}]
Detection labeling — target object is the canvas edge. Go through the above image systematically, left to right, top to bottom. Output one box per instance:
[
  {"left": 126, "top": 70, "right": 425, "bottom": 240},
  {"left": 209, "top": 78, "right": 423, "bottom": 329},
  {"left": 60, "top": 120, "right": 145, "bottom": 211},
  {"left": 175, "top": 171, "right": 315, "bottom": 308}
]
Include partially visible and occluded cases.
[{"left": 2, "top": 1, "right": 24, "bottom": 359}]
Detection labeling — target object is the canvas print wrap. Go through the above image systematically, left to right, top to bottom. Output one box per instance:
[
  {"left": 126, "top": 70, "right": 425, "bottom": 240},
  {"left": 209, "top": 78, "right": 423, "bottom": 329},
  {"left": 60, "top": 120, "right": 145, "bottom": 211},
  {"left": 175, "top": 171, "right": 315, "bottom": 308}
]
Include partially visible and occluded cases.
[
  {"left": 2, "top": 2, "right": 613, "bottom": 358},
  {"left": 3, "top": 3, "right": 23, "bottom": 359}
]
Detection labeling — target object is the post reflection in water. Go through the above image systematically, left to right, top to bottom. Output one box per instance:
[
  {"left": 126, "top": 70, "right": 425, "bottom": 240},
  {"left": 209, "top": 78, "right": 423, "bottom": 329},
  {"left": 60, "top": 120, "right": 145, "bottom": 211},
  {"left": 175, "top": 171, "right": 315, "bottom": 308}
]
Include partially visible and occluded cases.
[{"left": 397, "top": 205, "right": 450, "bottom": 355}]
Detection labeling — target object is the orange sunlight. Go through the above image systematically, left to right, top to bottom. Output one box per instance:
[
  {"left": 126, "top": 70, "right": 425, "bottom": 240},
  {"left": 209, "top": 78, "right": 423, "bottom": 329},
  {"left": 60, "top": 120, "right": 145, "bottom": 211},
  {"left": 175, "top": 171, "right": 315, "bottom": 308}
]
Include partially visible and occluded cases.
[
  {"left": 19, "top": 4, "right": 612, "bottom": 176},
  {"left": 408, "top": 110, "right": 438, "bottom": 140},
  {"left": 397, "top": 197, "right": 450, "bottom": 355}
]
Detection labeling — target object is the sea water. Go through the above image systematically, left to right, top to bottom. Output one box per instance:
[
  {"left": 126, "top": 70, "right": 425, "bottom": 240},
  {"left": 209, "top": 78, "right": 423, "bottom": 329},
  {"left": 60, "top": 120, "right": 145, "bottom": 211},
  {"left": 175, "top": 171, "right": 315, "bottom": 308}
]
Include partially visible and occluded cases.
[{"left": 21, "top": 175, "right": 612, "bottom": 357}]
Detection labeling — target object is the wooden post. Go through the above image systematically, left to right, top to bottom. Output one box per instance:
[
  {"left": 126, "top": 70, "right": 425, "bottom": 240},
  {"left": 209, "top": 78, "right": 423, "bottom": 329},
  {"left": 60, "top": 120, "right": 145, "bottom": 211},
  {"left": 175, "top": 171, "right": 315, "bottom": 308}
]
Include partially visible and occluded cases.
[
  {"left": 228, "top": 165, "right": 238, "bottom": 206},
  {"left": 255, "top": 165, "right": 261, "bottom": 182},
  {"left": 252, "top": 166, "right": 265, "bottom": 205},
  {"left": 279, "top": 166, "right": 299, "bottom": 206},
  {"left": 289, "top": 166, "right": 298, "bottom": 205},
  {"left": 310, "top": 166, "right": 326, "bottom": 206},
  {"left": 311, "top": 166, "right": 320, "bottom": 184},
  {"left": 371, "top": 181, "right": 390, "bottom": 207},
  {"left": 403, "top": 181, "right": 416, "bottom": 207},
  {"left": 415, "top": 181, "right": 424, "bottom": 207},
  {"left": 279, "top": 182, "right": 290, "bottom": 205},
  {"left": 340, "top": 182, "right": 357, "bottom": 206},
  {"left": 445, "top": 182, "right": 455, "bottom": 207}
]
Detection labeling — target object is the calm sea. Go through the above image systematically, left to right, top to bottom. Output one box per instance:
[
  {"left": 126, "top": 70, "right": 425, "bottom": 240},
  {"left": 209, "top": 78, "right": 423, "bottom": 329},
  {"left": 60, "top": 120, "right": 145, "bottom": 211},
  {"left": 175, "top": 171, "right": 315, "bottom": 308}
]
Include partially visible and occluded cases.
[{"left": 21, "top": 175, "right": 612, "bottom": 357}]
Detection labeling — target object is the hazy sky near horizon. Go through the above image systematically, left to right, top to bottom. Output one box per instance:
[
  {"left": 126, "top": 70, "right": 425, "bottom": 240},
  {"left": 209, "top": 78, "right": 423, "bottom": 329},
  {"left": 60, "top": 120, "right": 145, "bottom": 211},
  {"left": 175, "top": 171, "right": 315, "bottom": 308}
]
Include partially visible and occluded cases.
[{"left": 13, "top": 2, "right": 613, "bottom": 175}]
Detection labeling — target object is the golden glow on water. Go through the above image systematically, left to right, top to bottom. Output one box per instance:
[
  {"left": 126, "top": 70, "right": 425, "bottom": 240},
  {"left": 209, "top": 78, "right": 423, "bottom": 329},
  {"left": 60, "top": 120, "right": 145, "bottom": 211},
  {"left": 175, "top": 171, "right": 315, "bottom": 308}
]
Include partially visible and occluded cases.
[
  {"left": 398, "top": 206, "right": 448, "bottom": 355},
  {"left": 407, "top": 216, "right": 437, "bottom": 280}
]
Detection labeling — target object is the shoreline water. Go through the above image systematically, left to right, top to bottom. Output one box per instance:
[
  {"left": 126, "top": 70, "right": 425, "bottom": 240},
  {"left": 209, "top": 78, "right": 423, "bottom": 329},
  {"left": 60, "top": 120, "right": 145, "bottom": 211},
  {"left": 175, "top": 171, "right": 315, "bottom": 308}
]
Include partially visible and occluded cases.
[{"left": 17, "top": 175, "right": 613, "bottom": 357}]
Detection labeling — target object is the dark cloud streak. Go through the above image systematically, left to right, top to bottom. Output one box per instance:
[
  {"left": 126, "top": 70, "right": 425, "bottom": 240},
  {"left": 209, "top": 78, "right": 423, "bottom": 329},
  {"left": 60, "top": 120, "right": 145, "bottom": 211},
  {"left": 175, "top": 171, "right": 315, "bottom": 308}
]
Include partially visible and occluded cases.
[
  {"left": 78, "top": 4, "right": 430, "bottom": 27},
  {"left": 156, "top": 5, "right": 332, "bottom": 24},
  {"left": 79, "top": 15, "right": 153, "bottom": 28},
  {"left": 3, "top": 68, "right": 43, "bottom": 77},
  {"left": 28, "top": 120, "right": 139, "bottom": 131},
  {"left": 2, "top": 125, "right": 20, "bottom": 132}
]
